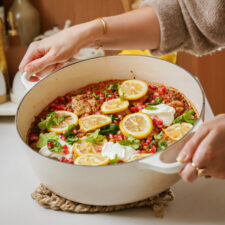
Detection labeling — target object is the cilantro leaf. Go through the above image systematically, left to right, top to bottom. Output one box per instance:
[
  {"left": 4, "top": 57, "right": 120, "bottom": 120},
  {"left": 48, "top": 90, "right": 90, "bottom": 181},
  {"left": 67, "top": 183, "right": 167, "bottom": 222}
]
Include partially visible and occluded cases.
[
  {"left": 108, "top": 83, "right": 119, "bottom": 91},
  {"left": 92, "top": 92, "right": 99, "bottom": 99},
  {"left": 120, "top": 92, "right": 125, "bottom": 101},
  {"left": 147, "top": 96, "right": 163, "bottom": 105},
  {"left": 145, "top": 106, "right": 157, "bottom": 110},
  {"left": 172, "top": 109, "right": 197, "bottom": 125},
  {"left": 183, "top": 109, "right": 197, "bottom": 125},
  {"left": 38, "top": 112, "right": 56, "bottom": 130},
  {"left": 55, "top": 115, "right": 70, "bottom": 126},
  {"left": 109, "top": 115, "right": 121, "bottom": 121},
  {"left": 64, "top": 124, "right": 79, "bottom": 145},
  {"left": 99, "top": 124, "right": 119, "bottom": 135},
  {"left": 86, "top": 129, "right": 105, "bottom": 143},
  {"left": 154, "top": 131, "right": 163, "bottom": 140},
  {"left": 36, "top": 132, "right": 59, "bottom": 148},
  {"left": 118, "top": 135, "right": 140, "bottom": 150},
  {"left": 66, "top": 136, "right": 79, "bottom": 145},
  {"left": 47, "top": 139, "right": 63, "bottom": 153},
  {"left": 149, "top": 140, "right": 156, "bottom": 149},
  {"left": 157, "top": 141, "right": 168, "bottom": 151},
  {"left": 109, "top": 154, "right": 119, "bottom": 164}
]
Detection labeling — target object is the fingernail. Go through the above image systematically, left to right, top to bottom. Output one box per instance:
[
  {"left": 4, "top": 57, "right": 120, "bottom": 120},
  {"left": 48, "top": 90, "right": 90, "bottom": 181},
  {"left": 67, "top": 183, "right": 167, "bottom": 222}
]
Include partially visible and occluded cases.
[{"left": 176, "top": 153, "right": 189, "bottom": 162}]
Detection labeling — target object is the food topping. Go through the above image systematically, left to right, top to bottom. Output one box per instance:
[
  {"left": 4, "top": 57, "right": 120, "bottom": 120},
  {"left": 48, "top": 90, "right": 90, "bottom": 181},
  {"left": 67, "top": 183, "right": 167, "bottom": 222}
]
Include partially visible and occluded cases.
[
  {"left": 28, "top": 79, "right": 198, "bottom": 166},
  {"left": 118, "top": 79, "right": 148, "bottom": 100},
  {"left": 101, "top": 98, "right": 129, "bottom": 114},
  {"left": 141, "top": 104, "right": 175, "bottom": 126},
  {"left": 120, "top": 112, "right": 153, "bottom": 139},
  {"left": 79, "top": 114, "right": 112, "bottom": 132},
  {"left": 163, "top": 122, "right": 193, "bottom": 141},
  {"left": 74, "top": 153, "right": 109, "bottom": 166}
]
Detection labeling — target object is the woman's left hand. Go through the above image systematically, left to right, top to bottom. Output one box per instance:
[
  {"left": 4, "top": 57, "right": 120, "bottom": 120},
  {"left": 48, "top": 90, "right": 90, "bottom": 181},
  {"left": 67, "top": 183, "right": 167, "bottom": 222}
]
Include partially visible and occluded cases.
[{"left": 176, "top": 114, "right": 225, "bottom": 183}]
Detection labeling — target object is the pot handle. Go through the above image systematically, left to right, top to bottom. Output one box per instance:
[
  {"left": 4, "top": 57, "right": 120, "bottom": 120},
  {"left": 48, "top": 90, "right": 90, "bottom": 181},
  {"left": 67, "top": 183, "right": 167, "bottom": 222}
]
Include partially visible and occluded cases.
[
  {"left": 21, "top": 72, "right": 42, "bottom": 90},
  {"left": 138, "top": 132, "right": 195, "bottom": 174},
  {"left": 138, "top": 151, "right": 184, "bottom": 174}
]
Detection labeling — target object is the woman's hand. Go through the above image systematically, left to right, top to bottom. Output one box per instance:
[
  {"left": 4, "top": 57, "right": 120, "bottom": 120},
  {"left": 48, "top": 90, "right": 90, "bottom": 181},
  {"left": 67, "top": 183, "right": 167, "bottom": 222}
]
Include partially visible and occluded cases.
[
  {"left": 19, "top": 20, "right": 101, "bottom": 76},
  {"left": 177, "top": 114, "right": 225, "bottom": 183}
]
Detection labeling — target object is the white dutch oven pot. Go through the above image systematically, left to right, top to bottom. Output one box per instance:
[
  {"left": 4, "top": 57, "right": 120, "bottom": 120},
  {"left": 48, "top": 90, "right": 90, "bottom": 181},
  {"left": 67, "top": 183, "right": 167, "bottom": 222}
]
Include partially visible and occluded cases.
[{"left": 16, "top": 55, "right": 205, "bottom": 205}]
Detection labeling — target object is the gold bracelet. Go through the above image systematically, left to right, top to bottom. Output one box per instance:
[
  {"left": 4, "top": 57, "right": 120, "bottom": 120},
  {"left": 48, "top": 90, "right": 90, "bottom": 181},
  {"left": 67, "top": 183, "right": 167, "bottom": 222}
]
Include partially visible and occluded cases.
[{"left": 97, "top": 17, "right": 107, "bottom": 34}]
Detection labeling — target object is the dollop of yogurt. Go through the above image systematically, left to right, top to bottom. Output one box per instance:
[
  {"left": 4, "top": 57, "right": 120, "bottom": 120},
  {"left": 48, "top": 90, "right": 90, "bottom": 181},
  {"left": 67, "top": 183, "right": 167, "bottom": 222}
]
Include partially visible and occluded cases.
[
  {"left": 141, "top": 104, "right": 175, "bottom": 126},
  {"left": 39, "top": 139, "right": 73, "bottom": 160},
  {"left": 102, "top": 142, "right": 136, "bottom": 161}
]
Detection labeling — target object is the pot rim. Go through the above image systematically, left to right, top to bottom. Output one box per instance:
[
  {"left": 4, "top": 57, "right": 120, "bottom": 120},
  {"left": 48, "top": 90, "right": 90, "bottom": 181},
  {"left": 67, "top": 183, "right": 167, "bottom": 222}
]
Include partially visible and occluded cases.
[{"left": 16, "top": 55, "right": 205, "bottom": 169}]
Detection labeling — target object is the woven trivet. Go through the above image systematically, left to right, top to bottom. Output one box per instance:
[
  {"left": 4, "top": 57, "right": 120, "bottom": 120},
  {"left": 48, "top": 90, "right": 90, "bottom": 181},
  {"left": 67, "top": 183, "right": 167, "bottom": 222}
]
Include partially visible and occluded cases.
[{"left": 31, "top": 183, "right": 174, "bottom": 218}]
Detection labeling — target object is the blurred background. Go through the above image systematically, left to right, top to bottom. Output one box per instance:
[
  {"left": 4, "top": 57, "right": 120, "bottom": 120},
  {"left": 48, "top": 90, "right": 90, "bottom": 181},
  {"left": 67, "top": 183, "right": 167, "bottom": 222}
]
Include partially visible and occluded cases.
[{"left": 1, "top": 0, "right": 225, "bottom": 115}]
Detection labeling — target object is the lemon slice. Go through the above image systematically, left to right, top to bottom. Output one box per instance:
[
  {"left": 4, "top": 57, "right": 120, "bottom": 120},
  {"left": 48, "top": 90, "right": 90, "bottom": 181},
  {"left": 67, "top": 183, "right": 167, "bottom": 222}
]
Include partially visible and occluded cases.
[
  {"left": 118, "top": 79, "right": 148, "bottom": 100},
  {"left": 101, "top": 98, "right": 129, "bottom": 114},
  {"left": 48, "top": 111, "right": 78, "bottom": 133},
  {"left": 120, "top": 112, "right": 153, "bottom": 139},
  {"left": 79, "top": 114, "right": 112, "bottom": 132},
  {"left": 163, "top": 122, "right": 193, "bottom": 141},
  {"left": 73, "top": 137, "right": 107, "bottom": 156},
  {"left": 74, "top": 153, "right": 109, "bottom": 166},
  {"left": 126, "top": 153, "right": 151, "bottom": 162}
]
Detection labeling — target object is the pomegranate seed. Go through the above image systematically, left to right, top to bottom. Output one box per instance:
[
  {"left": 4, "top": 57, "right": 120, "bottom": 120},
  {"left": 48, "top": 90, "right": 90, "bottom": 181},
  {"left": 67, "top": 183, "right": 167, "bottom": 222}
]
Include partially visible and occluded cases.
[
  {"left": 148, "top": 84, "right": 152, "bottom": 89},
  {"left": 151, "top": 85, "right": 157, "bottom": 90},
  {"left": 158, "top": 86, "right": 166, "bottom": 95},
  {"left": 107, "top": 89, "right": 113, "bottom": 93},
  {"left": 87, "top": 90, "right": 91, "bottom": 95},
  {"left": 95, "top": 90, "right": 100, "bottom": 95},
  {"left": 114, "top": 91, "right": 118, "bottom": 95},
  {"left": 153, "top": 92, "right": 159, "bottom": 98},
  {"left": 100, "top": 93, "right": 104, "bottom": 97},
  {"left": 163, "top": 95, "right": 169, "bottom": 101},
  {"left": 66, "top": 96, "right": 71, "bottom": 102},
  {"left": 58, "top": 97, "right": 64, "bottom": 102},
  {"left": 54, "top": 99, "right": 59, "bottom": 104},
  {"left": 100, "top": 99, "right": 105, "bottom": 103},
  {"left": 149, "top": 99, "right": 156, "bottom": 104},
  {"left": 50, "top": 103, "right": 56, "bottom": 108},
  {"left": 56, "top": 105, "right": 64, "bottom": 110},
  {"left": 130, "top": 107, "right": 138, "bottom": 113},
  {"left": 67, "top": 108, "right": 74, "bottom": 112},
  {"left": 118, "top": 115, "right": 123, "bottom": 119},
  {"left": 153, "top": 115, "right": 159, "bottom": 120},
  {"left": 152, "top": 119, "right": 157, "bottom": 124},
  {"left": 114, "top": 120, "right": 120, "bottom": 125},
  {"left": 157, "top": 120, "right": 163, "bottom": 126},
  {"left": 72, "top": 129, "right": 77, "bottom": 134},
  {"left": 62, "top": 131, "right": 67, "bottom": 135},
  {"left": 30, "top": 134, "right": 39, "bottom": 142},
  {"left": 108, "top": 134, "right": 114, "bottom": 139},
  {"left": 115, "top": 134, "right": 123, "bottom": 141},
  {"left": 61, "top": 135, "right": 66, "bottom": 141},
  {"left": 146, "top": 139, "right": 151, "bottom": 145},
  {"left": 48, "top": 141, "right": 53, "bottom": 149},
  {"left": 142, "top": 143, "right": 149, "bottom": 147},
  {"left": 63, "top": 145, "right": 69, "bottom": 154},
  {"left": 149, "top": 145, "right": 157, "bottom": 153},
  {"left": 97, "top": 148, "right": 102, "bottom": 153},
  {"left": 60, "top": 157, "right": 66, "bottom": 162},
  {"left": 69, "top": 158, "right": 74, "bottom": 164},
  {"left": 118, "top": 160, "right": 124, "bottom": 163}
]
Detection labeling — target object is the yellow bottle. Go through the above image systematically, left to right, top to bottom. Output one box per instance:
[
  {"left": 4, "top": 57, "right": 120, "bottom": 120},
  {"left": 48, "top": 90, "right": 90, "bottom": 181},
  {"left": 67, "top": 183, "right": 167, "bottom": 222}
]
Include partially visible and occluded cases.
[{"left": 0, "top": 18, "right": 10, "bottom": 92}]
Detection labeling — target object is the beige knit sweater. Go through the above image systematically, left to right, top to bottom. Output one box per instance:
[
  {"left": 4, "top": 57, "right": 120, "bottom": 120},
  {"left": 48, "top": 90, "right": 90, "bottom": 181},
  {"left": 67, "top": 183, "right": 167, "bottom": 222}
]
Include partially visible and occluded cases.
[{"left": 140, "top": 0, "right": 225, "bottom": 56}]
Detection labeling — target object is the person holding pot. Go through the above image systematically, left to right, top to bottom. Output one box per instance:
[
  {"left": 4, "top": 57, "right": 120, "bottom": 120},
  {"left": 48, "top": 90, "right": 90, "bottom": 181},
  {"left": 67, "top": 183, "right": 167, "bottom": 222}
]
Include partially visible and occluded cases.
[{"left": 19, "top": 0, "right": 225, "bottom": 183}]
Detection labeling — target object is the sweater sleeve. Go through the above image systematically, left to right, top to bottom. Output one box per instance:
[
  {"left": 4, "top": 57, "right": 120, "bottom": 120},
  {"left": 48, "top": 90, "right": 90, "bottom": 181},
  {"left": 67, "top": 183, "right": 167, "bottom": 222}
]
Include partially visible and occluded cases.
[{"left": 140, "top": 0, "right": 225, "bottom": 56}]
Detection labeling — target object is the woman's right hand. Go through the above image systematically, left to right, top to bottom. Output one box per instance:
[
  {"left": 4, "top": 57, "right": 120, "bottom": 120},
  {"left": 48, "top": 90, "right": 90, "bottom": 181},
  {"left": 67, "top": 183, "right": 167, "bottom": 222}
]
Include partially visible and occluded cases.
[{"left": 19, "top": 20, "right": 101, "bottom": 76}]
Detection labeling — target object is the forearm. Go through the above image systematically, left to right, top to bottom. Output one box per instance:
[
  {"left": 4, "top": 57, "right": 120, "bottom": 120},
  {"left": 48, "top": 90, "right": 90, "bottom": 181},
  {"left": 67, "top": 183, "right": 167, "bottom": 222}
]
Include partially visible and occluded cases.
[{"left": 89, "top": 7, "right": 160, "bottom": 50}]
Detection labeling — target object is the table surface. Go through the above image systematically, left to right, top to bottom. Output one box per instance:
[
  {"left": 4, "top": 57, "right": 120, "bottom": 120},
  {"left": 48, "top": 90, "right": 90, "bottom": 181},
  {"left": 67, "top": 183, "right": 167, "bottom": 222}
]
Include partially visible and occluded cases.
[{"left": 1, "top": 98, "right": 225, "bottom": 225}]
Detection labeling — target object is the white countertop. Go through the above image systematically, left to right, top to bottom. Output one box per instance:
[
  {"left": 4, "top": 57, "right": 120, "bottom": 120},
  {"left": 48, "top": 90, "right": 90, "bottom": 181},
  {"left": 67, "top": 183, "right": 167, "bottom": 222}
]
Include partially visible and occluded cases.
[{"left": 1, "top": 98, "right": 225, "bottom": 225}]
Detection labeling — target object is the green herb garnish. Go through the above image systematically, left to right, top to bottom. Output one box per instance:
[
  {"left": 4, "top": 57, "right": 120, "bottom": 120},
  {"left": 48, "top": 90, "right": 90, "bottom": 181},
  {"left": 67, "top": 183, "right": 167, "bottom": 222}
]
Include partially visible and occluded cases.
[
  {"left": 108, "top": 83, "right": 120, "bottom": 91},
  {"left": 91, "top": 92, "right": 99, "bottom": 99},
  {"left": 120, "top": 92, "right": 125, "bottom": 101},
  {"left": 147, "top": 96, "right": 163, "bottom": 105},
  {"left": 145, "top": 106, "right": 157, "bottom": 110},
  {"left": 172, "top": 109, "right": 197, "bottom": 125},
  {"left": 38, "top": 112, "right": 70, "bottom": 130},
  {"left": 109, "top": 115, "right": 121, "bottom": 121},
  {"left": 64, "top": 124, "right": 79, "bottom": 145},
  {"left": 99, "top": 124, "right": 119, "bottom": 135},
  {"left": 86, "top": 129, "right": 105, "bottom": 143},
  {"left": 154, "top": 131, "right": 163, "bottom": 140},
  {"left": 36, "top": 132, "right": 59, "bottom": 148},
  {"left": 118, "top": 135, "right": 140, "bottom": 150},
  {"left": 47, "top": 139, "right": 63, "bottom": 153},
  {"left": 149, "top": 140, "right": 156, "bottom": 149},
  {"left": 157, "top": 141, "right": 168, "bottom": 151},
  {"left": 109, "top": 154, "right": 119, "bottom": 164}
]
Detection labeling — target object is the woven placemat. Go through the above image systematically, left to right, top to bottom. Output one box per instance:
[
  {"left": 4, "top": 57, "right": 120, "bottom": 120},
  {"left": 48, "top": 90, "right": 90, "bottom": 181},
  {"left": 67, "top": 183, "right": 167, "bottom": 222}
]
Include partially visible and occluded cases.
[{"left": 31, "top": 184, "right": 174, "bottom": 218}]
